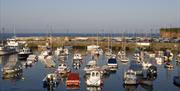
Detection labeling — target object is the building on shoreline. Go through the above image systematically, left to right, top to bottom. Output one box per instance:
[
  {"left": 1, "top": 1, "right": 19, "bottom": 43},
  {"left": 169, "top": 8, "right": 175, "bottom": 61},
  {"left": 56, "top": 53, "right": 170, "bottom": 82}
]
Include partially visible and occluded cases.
[{"left": 160, "top": 28, "right": 180, "bottom": 38}]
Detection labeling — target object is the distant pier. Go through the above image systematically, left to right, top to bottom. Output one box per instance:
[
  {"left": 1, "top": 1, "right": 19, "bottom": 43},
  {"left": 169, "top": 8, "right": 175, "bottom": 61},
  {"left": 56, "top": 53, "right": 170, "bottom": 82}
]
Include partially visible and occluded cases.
[{"left": 15, "top": 36, "right": 180, "bottom": 51}]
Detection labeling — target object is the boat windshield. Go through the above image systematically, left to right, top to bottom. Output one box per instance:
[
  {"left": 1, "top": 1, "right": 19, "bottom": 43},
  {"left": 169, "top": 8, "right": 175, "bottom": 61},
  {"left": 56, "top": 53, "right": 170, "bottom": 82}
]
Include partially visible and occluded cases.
[{"left": 108, "top": 59, "right": 117, "bottom": 64}]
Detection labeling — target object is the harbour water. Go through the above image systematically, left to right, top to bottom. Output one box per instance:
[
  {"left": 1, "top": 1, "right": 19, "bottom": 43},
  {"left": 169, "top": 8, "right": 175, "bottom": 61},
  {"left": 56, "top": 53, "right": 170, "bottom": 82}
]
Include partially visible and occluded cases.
[{"left": 0, "top": 49, "right": 180, "bottom": 91}]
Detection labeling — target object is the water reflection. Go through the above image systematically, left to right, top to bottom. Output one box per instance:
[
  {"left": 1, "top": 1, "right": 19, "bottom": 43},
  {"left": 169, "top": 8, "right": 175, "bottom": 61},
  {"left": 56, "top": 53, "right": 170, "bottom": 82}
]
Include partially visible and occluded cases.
[
  {"left": 2, "top": 71, "right": 23, "bottom": 80},
  {"left": 123, "top": 85, "right": 137, "bottom": 91},
  {"left": 86, "top": 86, "right": 101, "bottom": 91}
]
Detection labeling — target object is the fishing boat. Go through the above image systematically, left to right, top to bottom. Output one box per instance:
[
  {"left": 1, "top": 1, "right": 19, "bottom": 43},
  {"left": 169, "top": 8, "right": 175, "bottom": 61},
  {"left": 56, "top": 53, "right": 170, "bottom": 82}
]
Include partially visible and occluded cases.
[
  {"left": 18, "top": 47, "right": 32, "bottom": 60},
  {"left": 73, "top": 53, "right": 82, "bottom": 60},
  {"left": 56, "top": 63, "right": 70, "bottom": 74},
  {"left": 86, "top": 70, "right": 103, "bottom": 86},
  {"left": 123, "top": 70, "right": 137, "bottom": 85},
  {"left": 66, "top": 72, "right": 80, "bottom": 89},
  {"left": 43, "top": 73, "right": 59, "bottom": 88}
]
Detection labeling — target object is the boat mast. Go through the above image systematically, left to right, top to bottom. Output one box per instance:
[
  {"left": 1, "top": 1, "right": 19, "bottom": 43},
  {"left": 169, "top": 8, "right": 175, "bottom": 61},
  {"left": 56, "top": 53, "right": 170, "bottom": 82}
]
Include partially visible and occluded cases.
[
  {"left": 13, "top": 25, "right": 16, "bottom": 38},
  {"left": 1, "top": 27, "right": 5, "bottom": 46},
  {"left": 96, "top": 31, "right": 100, "bottom": 47}
]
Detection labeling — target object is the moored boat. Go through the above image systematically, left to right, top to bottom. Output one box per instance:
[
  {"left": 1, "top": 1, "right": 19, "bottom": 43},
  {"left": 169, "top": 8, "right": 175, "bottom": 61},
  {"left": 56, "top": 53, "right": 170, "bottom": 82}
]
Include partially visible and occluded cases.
[
  {"left": 18, "top": 47, "right": 32, "bottom": 60},
  {"left": 73, "top": 53, "right": 82, "bottom": 60},
  {"left": 107, "top": 58, "right": 118, "bottom": 69},
  {"left": 56, "top": 63, "right": 70, "bottom": 74},
  {"left": 86, "top": 70, "right": 103, "bottom": 86},
  {"left": 123, "top": 70, "right": 137, "bottom": 85},
  {"left": 66, "top": 72, "right": 80, "bottom": 89},
  {"left": 43, "top": 73, "right": 59, "bottom": 88}
]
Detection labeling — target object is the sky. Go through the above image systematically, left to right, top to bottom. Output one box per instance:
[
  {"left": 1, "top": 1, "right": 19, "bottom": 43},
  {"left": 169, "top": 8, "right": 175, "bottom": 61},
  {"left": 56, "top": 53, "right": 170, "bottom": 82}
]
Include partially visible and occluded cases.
[{"left": 0, "top": 0, "right": 180, "bottom": 33}]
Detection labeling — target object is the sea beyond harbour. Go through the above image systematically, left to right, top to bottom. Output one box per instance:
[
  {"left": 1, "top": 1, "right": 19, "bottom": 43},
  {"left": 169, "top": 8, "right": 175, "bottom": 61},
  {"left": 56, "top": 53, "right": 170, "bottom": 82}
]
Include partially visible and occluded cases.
[{"left": 0, "top": 33, "right": 159, "bottom": 40}]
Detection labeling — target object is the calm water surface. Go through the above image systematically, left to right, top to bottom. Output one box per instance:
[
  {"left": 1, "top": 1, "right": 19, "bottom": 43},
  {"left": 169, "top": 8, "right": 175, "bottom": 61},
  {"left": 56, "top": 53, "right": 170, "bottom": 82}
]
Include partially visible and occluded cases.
[{"left": 0, "top": 50, "right": 180, "bottom": 91}]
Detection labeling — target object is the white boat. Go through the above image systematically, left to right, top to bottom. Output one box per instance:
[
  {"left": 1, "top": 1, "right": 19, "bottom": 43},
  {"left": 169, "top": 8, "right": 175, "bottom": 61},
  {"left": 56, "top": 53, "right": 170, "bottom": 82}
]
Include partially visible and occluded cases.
[
  {"left": 7, "top": 38, "right": 19, "bottom": 48},
  {"left": 87, "top": 45, "right": 100, "bottom": 51},
  {"left": 18, "top": 47, "right": 32, "bottom": 60},
  {"left": 55, "top": 47, "right": 63, "bottom": 56},
  {"left": 55, "top": 47, "right": 69, "bottom": 56},
  {"left": 64, "top": 48, "right": 69, "bottom": 55},
  {"left": 92, "top": 48, "right": 103, "bottom": 55},
  {"left": 38, "top": 49, "right": 52, "bottom": 60},
  {"left": 105, "top": 49, "right": 112, "bottom": 58},
  {"left": 118, "top": 50, "right": 129, "bottom": 63},
  {"left": 118, "top": 50, "right": 125, "bottom": 59},
  {"left": 163, "top": 50, "right": 174, "bottom": 61},
  {"left": 73, "top": 53, "right": 82, "bottom": 60},
  {"left": 133, "top": 53, "right": 141, "bottom": 62},
  {"left": 148, "top": 53, "right": 156, "bottom": 58},
  {"left": 27, "top": 54, "right": 38, "bottom": 62},
  {"left": 25, "top": 55, "right": 38, "bottom": 66},
  {"left": 43, "top": 56, "right": 56, "bottom": 68},
  {"left": 121, "top": 57, "right": 129, "bottom": 63},
  {"left": 155, "top": 57, "right": 163, "bottom": 65},
  {"left": 25, "top": 60, "right": 33, "bottom": 66},
  {"left": 84, "top": 60, "right": 99, "bottom": 74},
  {"left": 142, "top": 61, "right": 152, "bottom": 69},
  {"left": 164, "top": 62, "right": 173, "bottom": 69},
  {"left": 56, "top": 63, "right": 70, "bottom": 74},
  {"left": 86, "top": 70, "right": 102, "bottom": 86},
  {"left": 123, "top": 70, "right": 137, "bottom": 85},
  {"left": 43, "top": 73, "right": 59, "bottom": 88}
]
